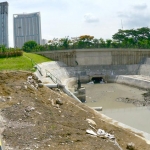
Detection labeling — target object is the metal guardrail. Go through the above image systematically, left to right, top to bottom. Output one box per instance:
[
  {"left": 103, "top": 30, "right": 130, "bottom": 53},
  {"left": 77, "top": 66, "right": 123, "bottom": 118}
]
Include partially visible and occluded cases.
[
  {"left": 34, "top": 63, "right": 43, "bottom": 76},
  {"left": 45, "top": 69, "right": 62, "bottom": 84}
]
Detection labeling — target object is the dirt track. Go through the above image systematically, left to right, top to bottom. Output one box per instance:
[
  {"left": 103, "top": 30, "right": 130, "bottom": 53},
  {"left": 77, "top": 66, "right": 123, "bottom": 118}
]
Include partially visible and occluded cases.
[{"left": 0, "top": 71, "right": 150, "bottom": 150}]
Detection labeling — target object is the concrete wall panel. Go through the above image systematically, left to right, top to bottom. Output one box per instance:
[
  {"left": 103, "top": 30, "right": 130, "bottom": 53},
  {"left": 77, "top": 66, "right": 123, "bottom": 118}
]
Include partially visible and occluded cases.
[{"left": 36, "top": 49, "right": 150, "bottom": 66}]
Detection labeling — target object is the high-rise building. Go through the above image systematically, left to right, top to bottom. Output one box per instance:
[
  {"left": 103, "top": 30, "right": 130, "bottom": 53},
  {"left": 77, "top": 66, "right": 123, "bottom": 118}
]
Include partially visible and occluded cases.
[
  {"left": 0, "top": 2, "right": 8, "bottom": 47},
  {"left": 13, "top": 12, "right": 42, "bottom": 48},
  {"left": 41, "top": 39, "right": 48, "bottom": 45}
]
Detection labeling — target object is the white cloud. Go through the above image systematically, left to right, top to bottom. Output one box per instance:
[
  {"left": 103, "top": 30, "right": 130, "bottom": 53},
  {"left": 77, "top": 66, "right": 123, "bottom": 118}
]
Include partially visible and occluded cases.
[
  {"left": 118, "top": 3, "right": 150, "bottom": 28},
  {"left": 133, "top": 3, "right": 147, "bottom": 10},
  {"left": 84, "top": 13, "right": 99, "bottom": 23}
]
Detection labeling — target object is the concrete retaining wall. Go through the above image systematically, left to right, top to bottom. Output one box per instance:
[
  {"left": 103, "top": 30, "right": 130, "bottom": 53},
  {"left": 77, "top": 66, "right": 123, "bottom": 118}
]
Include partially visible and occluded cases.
[
  {"left": 36, "top": 49, "right": 150, "bottom": 66},
  {"left": 108, "top": 75, "right": 150, "bottom": 89}
]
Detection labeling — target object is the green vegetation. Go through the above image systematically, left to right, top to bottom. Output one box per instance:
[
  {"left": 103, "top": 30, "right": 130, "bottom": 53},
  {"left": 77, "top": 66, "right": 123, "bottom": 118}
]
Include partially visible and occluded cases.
[
  {"left": 27, "top": 27, "right": 150, "bottom": 51},
  {"left": 112, "top": 27, "right": 150, "bottom": 48},
  {"left": 22, "top": 41, "right": 38, "bottom": 52},
  {"left": 0, "top": 45, "right": 23, "bottom": 58},
  {"left": 0, "top": 52, "right": 51, "bottom": 71},
  {"left": 24, "top": 53, "right": 50, "bottom": 64}
]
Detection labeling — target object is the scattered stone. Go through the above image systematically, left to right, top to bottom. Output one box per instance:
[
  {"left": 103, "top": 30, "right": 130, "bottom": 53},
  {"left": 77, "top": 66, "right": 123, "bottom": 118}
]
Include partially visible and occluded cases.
[
  {"left": 32, "top": 75, "right": 38, "bottom": 80},
  {"left": 38, "top": 79, "right": 42, "bottom": 83},
  {"left": 38, "top": 83, "right": 44, "bottom": 88},
  {"left": 24, "top": 85, "right": 28, "bottom": 89},
  {"left": 15, "top": 86, "right": 22, "bottom": 89},
  {"left": 0, "top": 96, "right": 6, "bottom": 102},
  {"left": 56, "top": 98, "right": 63, "bottom": 105},
  {"left": 55, "top": 104, "right": 60, "bottom": 108},
  {"left": 25, "top": 106, "right": 35, "bottom": 112},
  {"left": 36, "top": 111, "right": 41, "bottom": 115},
  {"left": 86, "top": 118, "right": 96, "bottom": 126},
  {"left": 126, "top": 142, "right": 135, "bottom": 150}
]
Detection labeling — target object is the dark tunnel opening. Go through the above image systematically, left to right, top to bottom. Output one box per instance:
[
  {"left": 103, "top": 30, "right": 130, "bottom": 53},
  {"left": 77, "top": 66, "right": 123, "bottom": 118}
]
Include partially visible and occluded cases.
[{"left": 91, "top": 77, "right": 104, "bottom": 84}]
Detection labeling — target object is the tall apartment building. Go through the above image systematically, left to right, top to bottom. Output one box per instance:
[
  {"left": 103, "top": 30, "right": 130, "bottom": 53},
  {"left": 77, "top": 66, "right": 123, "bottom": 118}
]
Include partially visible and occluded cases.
[
  {"left": 0, "top": 2, "right": 8, "bottom": 47},
  {"left": 13, "top": 12, "right": 41, "bottom": 48}
]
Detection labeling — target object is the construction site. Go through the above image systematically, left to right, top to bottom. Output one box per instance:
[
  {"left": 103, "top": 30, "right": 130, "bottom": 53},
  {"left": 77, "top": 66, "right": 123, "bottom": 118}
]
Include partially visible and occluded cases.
[{"left": 1, "top": 49, "right": 150, "bottom": 149}]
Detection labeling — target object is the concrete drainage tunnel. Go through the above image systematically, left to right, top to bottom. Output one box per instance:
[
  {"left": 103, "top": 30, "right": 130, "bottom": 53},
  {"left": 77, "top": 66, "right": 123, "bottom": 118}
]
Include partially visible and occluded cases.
[{"left": 91, "top": 77, "right": 105, "bottom": 83}]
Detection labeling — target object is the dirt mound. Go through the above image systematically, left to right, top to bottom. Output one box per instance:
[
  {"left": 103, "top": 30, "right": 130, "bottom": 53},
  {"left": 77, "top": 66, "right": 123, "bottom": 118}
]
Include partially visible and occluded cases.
[{"left": 0, "top": 71, "right": 150, "bottom": 150}]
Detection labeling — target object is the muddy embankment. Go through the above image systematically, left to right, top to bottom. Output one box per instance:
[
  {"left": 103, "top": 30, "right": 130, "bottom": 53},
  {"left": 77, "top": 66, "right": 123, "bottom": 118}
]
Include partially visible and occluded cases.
[{"left": 0, "top": 71, "right": 150, "bottom": 150}]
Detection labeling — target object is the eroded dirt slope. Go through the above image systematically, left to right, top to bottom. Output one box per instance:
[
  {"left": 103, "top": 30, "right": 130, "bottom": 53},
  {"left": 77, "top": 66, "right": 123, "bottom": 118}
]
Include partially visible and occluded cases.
[{"left": 0, "top": 71, "right": 150, "bottom": 150}]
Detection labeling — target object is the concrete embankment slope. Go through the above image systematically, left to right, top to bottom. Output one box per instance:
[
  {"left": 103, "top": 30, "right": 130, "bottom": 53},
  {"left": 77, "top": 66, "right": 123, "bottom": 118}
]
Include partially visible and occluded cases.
[
  {"left": 35, "top": 59, "right": 150, "bottom": 89},
  {"left": 35, "top": 61, "right": 79, "bottom": 90}
]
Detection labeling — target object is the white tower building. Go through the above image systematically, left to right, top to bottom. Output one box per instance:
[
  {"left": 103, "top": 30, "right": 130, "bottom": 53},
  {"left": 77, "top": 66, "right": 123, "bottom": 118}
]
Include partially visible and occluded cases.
[{"left": 13, "top": 12, "right": 42, "bottom": 48}]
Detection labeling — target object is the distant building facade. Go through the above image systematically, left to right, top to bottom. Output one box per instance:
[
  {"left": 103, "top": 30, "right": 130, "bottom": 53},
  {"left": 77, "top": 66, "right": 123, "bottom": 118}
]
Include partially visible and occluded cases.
[
  {"left": 0, "top": 2, "right": 8, "bottom": 47},
  {"left": 13, "top": 12, "right": 41, "bottom": 48},
  {"left": 41, "top": 39, "right": 48, "bottom": 45}
]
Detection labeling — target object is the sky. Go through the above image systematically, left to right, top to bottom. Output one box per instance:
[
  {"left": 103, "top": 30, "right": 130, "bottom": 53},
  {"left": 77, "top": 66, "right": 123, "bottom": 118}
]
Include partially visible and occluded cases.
[{"left": 2, "top": 0, "right": 150, "bottom": 47}]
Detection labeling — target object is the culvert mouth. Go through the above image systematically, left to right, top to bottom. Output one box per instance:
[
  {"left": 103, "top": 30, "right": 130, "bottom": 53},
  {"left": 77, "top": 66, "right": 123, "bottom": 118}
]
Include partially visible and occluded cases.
[{"left": 91, "top": 77, "right": 104, "bottom": 83}]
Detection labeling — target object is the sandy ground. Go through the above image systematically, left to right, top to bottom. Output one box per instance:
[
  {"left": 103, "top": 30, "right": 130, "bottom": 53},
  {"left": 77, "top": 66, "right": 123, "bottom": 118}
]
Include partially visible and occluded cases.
[{"left": 0, "top": 71, "right": 150, "bottom": 150}]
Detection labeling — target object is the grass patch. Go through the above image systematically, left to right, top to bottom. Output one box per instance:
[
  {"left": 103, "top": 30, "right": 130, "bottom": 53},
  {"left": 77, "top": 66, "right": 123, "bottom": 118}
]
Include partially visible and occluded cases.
[
  {"left": 0, "top": 52, "right": 51, "bottom": 71},
  {"left": 24, "top": 52, "right": 50, "bottom": 64}
]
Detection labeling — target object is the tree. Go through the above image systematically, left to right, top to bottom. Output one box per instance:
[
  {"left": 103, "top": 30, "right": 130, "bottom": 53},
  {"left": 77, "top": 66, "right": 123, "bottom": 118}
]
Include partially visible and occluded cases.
[
  {"left": 112, "top": 27, "right": 150, "bottom": 48},
  {"left": 112, "top": 29, "right": 126, "bottom": 43},
  {"left": 78, "top": 35, "right": 94, "bottom": 48},
  {"left": 59, "top": 36, "right": 70, "bottom": 49},
  {"left": 48, "top": 38, "right": 60, "bottom": 50},
  {"left": 99, "top": 38, "right": 106, "bottom": 48},
  {"left": 93, "top": 39, "right": 99, "bottom": 48},
  {"left": 106, "top": 39, "right": 112, "bottom": 48},
  {"left": 22, "top": 41, "right": 38, "bottom": 52},
  {"left": 0, "top": 45, "right": 6, "bottom": 52}
]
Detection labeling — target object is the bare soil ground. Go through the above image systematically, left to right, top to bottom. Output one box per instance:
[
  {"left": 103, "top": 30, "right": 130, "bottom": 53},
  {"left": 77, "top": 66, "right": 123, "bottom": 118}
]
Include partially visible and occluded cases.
[{"left": 0, "top": 71, "right": 150, "bottom": 150}]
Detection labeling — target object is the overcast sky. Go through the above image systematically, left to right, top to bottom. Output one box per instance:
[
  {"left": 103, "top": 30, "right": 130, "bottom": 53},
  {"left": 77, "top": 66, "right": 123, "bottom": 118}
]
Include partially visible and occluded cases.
[{"left": 3, "top": 0, "right": 150, "bottom": 47}]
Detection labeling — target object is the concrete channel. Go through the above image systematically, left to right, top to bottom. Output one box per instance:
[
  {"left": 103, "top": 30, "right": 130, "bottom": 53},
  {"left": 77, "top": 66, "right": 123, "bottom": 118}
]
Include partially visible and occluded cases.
[{"left": 34, "top": 60, "right": 150, "bottom": 144}]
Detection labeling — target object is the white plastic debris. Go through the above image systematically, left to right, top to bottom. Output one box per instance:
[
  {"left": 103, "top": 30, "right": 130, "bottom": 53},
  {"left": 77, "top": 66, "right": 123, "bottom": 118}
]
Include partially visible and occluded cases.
[
  {"left": 87, "top": 81, "right": 94, "bottom": 84},
  {"left": 86, "top": 129, "right": 97, "bottom": 136},
  {"left": 97, "top": 129, "right": 106, "bottom": 136},
  {"left": 104, "top": 133, "right": 115, "bottom": 139}
]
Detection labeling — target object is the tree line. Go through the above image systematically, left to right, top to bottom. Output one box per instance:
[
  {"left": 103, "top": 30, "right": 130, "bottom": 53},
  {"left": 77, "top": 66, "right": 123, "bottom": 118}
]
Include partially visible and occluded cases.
[{"left": 22, "top": 27, "right": 150, "bottom": 52}]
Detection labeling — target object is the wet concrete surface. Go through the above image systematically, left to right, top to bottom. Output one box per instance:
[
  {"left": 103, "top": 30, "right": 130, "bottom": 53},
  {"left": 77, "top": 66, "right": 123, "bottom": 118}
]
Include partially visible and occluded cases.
[{"left": 84, "top": 83, "right": 150, "bottom": 134}]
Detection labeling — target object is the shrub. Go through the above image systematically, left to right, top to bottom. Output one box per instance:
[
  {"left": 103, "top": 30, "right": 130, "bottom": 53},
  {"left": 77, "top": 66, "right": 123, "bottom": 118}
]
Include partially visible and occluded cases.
[{"left": 0, "top": 50, "right": 23, "bottom": 58}]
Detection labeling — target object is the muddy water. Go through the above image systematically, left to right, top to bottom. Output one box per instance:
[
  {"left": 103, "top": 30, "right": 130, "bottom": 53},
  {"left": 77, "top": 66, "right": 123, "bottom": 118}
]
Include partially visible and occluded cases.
[
  {"left": 83, "top": 83, "right": 150, "bottom": 134},
  {"left": 83, "top": 83, "right": 146, "bottom": 109}
]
